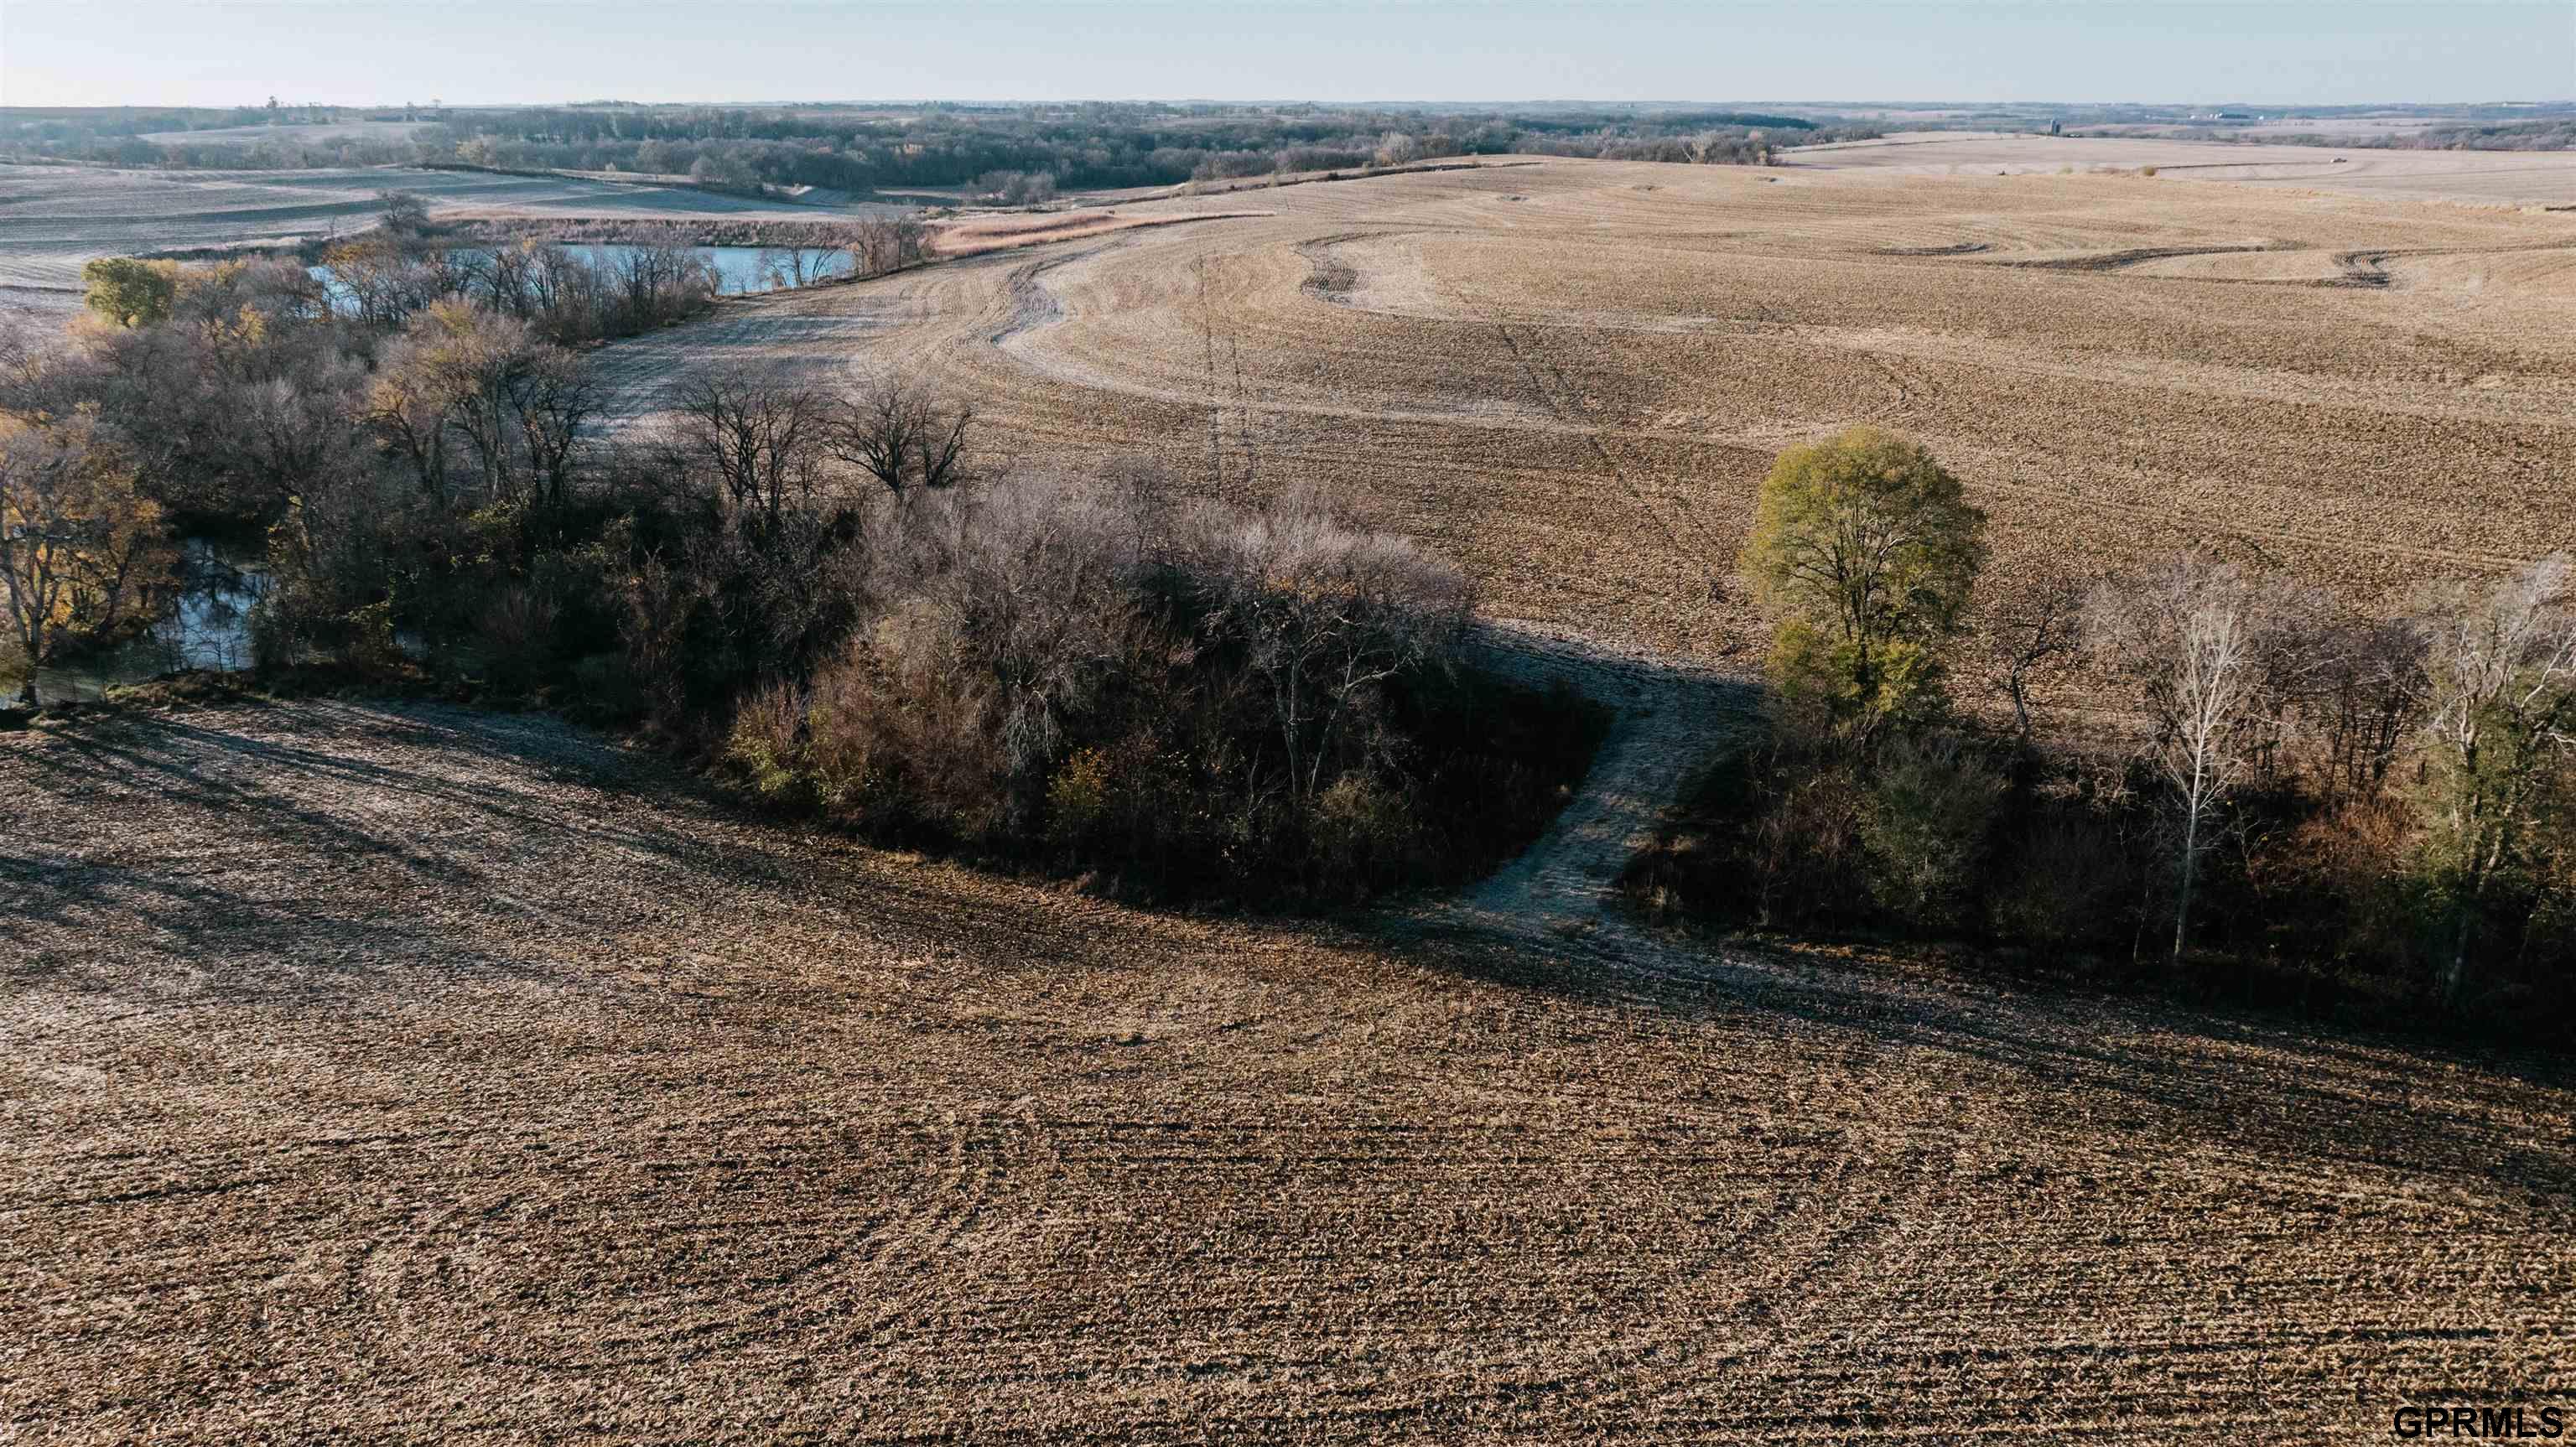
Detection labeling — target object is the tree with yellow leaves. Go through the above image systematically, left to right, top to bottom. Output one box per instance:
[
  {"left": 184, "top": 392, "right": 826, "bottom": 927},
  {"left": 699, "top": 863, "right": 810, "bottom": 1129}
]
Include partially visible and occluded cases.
[{"left": 0, "top": 412, "right": 176, "bottom": 706}]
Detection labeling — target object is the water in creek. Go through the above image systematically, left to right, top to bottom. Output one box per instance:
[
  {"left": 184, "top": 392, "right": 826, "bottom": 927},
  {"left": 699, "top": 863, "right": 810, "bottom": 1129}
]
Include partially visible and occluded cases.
[{"left": 23, "top": 539, "right": 266, "bottom": 703}]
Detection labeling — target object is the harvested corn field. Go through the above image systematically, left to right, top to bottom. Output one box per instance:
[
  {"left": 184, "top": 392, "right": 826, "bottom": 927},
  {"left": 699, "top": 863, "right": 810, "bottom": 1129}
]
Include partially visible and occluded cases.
[
  {"left": 13, "top": 122, "right": 2576, "bottom": 1444},
  {"left": 1779, "top": 131, "right": 2576, "bottom": 207},
  {"left": 584, "top": 150, "right": 2576, "bottom": 666},
  {"left": 4, "top": 700, "right": 2573, "bottom": 1441}
]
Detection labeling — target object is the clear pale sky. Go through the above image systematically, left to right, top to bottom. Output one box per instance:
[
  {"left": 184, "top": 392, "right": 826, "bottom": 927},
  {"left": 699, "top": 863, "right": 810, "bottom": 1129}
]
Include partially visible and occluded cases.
[{"left": 3, "top": 1, "right": 2569, "bottom": 109}]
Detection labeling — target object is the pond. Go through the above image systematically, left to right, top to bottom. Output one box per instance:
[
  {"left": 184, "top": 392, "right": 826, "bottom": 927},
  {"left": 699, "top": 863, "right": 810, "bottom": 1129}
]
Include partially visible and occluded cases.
[
  {"left": 311, "top": 243, "right": 853, "bottom": 304},
  {"left": 665, "top": 244, "right": 854, "bottom": 295},
  {"left": 24, "top": 538, "right": 266, "bottom": 703}
]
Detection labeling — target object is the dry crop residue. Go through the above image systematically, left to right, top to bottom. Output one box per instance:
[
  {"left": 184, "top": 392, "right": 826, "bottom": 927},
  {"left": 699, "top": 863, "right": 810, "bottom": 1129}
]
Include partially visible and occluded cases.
[
  {"left": 17, "top": 144, "right": 2576, "bottom": 1439},
  {"left": 583, "top": 152, "right": 2576, "bottom": 672},
  {"left": 6, "top": 701, "right": 2573, "bottom": 1441}
]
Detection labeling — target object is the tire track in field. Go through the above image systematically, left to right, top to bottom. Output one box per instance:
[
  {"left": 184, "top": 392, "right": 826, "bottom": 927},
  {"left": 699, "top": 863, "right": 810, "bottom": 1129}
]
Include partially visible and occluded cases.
[
  {"left": 989, "top": 205, "right": 2558, "bottom": 590},
  {"left": 1426, "top": 246, "right": 1740, "bottom": 604},
  {"left": 12, "top": 698, "right": 2576, "bottom": 1440}
]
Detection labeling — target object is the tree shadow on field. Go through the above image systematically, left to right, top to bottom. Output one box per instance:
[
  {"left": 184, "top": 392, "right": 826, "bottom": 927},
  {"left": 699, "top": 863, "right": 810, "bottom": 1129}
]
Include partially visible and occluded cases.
[
  {"left": 1382, "top": 613, "right": 2576, "bottom": 1211},
  {"left": 0, "top": 698, "right": 1166, "bottom": 1012},
  {"left": 0, "top": 700, "right": 808, "bottom": 1004},
  {"left": 8, "top": 701, "right": 709, "bottom": 876},
  {"left": 0, "top": 849, "right": 554, "bottom": 1007},
  {"left": 1401, "top": 918, "right": 2576, "bottom": 1211}
]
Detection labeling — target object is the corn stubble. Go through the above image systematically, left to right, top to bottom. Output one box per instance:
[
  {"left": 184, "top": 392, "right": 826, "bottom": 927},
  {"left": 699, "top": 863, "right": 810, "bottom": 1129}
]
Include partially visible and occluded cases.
[{"left": 7, "top": 701, "right": 2573, "bottom": 1439}]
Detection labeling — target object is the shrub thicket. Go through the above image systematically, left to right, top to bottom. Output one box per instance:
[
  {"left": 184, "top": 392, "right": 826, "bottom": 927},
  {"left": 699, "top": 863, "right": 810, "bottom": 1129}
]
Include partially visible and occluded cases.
[{"left": 711, "top": 480, "right": 1597, "bottom": 903}]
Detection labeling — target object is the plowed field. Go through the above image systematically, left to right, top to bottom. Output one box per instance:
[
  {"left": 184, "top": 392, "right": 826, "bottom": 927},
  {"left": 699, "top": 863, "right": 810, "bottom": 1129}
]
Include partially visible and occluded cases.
[
  {"left": 13, "top": 142, "right": 2576, "bottom": 1442},
  {"left": 5, "top": 702, "right": 2571, "bottom": 1441}
]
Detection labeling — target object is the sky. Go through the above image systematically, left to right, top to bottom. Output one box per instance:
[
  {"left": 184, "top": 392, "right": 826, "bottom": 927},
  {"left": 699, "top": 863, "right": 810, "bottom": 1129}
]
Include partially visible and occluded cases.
[{"left": 2, "top": 0, "right": 2569, "bottom": 109}]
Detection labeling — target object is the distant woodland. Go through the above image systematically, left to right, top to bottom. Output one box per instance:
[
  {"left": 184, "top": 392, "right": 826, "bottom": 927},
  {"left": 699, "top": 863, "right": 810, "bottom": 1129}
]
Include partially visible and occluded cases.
[{"left": 0, "top": 102, "right": 1876, "bottom": 189}]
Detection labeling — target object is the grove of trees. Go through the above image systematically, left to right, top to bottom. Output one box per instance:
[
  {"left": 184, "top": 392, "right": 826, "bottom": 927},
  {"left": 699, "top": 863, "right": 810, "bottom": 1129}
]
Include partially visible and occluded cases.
[
  {"left": 0, "top": 203, "right": 1595, "bottom": 905},
  {"left": 1639, "top": 424, "right": 2576, "bottom": 1035}
]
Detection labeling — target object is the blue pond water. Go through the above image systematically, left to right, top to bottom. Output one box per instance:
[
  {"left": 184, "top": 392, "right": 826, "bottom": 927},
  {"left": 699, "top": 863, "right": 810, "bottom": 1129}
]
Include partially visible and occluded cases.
[{"left": 312, "top": 243, "right": 852, "bottom": 303}]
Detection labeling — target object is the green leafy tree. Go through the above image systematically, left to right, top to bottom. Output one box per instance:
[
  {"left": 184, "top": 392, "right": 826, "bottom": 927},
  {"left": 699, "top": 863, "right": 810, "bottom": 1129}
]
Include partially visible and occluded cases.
[
  {"left": 80, "top": 258, "right": 179, "bottom": 329},
  {"left": 1739, "top": 426, "right": 1987, "bottom": 737}
]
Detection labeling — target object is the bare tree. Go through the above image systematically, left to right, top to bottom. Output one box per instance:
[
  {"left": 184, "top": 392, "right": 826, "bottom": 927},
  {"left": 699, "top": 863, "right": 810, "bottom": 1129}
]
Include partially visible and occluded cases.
[
  {"left": 374, "top": 189, "right": 431, "bottom": 236},
  {"left": 845, "top": 216, "right": 930, "bottom": 278},
  {"left": 606, "top": 229, "right": 722, "bottom": 329},
  {"left": 319, "top": 232, "right": 447, "bottom": 331},
  {"left": 478, "top": 240, "right": 543, "bottom": 319},
  {"left": 523, "top": 243, "right": 610, "bottom": 340},
  {"left": 756, "top": 245, "right": 831, "bottom": 290},
  {"left": 370, "top": 302, "right": 543, "bottom": 503},
  {"left": 0, "top": 316, "right": 54, "bottom": 408},
  {"left": 366, "top": 343, "right": 451, "bottom": 503},
  {"left": 509, "top": 347, "right": 596, "bottom": 511},
  {"left": 231, "top": 360, "right": 369, "bottom": 515},
  {"left": 662, "top": 368, "right": 831, "bottom": 532},
  {"left": 827, "top": 378, "right": 973, "bottom": 500},
  {"left": 920, "top": 478, "right": 1143, "bottom": 791},
  {"left": 1185, "top": 487, "right": 1473, "bottom": 806},
  {"left": 2087, "top": 554, "right": 2305, "bottom": 965},
  {"left": 2417, "top": 554, "right": 2576, "bottom": 999},
  {"left": 1986, "top": 569, "right": 2086, "bottom": 745},
  {"left": 2298, "top": 611, "right": 2427, "bottom": 798}
]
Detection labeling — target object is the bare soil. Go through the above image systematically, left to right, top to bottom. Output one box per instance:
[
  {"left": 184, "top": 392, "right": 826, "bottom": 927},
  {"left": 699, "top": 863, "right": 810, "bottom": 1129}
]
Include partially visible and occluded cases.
[
  {"left": 1783, "top": 132, "right": 2576, "bottom": 207},
  {"left": 13, "top": 144, "right": 2576, "bottom": 1438},
  {"left": 5, "top": 699, "right": 2573, "bottom": 1441}
]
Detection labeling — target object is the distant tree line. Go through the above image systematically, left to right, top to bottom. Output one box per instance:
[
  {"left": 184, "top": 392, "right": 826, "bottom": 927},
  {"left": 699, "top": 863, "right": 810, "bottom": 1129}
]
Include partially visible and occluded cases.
[
  {"left": 0, "top": 103, "right": 1882, "bottom": 187},
  {"left": 2105, "top": 115, "right": 2576, "bottom": 153},
  {"left": 2379, "top": 118, "right": 2576, "bottom": 152}
]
